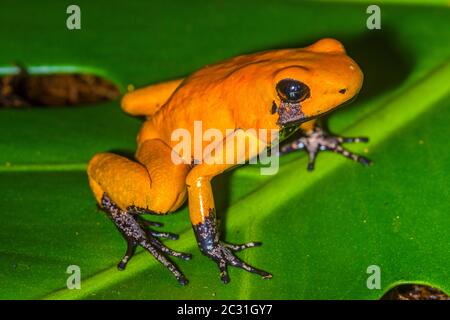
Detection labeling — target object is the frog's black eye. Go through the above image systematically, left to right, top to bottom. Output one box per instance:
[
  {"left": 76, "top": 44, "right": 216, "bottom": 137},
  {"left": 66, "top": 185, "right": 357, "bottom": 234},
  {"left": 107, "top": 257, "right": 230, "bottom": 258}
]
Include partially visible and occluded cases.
[{"left": 276, "top": 78, "right": 310, "bottom": 103}]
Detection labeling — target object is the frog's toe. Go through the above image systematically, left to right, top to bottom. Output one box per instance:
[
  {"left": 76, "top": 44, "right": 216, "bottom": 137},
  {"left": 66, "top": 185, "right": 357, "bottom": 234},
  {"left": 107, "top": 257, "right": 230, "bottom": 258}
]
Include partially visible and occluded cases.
[
  {"left": 340, "top": 136, "right": 369, "bottom": 143},
  {"left": 325, "top": 143, "right": 372, "bottom": 168},
  {"left": 140, "top": 219, "right": 164, "bottom": 228},
  {"left": 148, "top": 230, "right": 179, "bottom": 240},
  {"left": 147, "top": 236, "right": 192, "bottom": 261},
  {"left": 117, "top": 240, "right": 137, "bottom": 270},
  {"left": 223, "top": 241, "right": 262, "bottom": 252},
  {"left": 203, "top": 242, "right": 272, "bottom": 284},
  {"left": 224, "top": 249, "right": 272, "bottom": 280},
  {"left": 217, "top": 260, "right": 230, "bottom": 283}
]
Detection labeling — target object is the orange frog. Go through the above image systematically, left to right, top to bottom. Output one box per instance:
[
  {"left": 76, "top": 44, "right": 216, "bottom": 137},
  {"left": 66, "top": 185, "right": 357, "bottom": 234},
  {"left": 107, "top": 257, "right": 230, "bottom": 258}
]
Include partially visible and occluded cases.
[{"left": 87, "top": 38, "right": 370, "bottom": 285}]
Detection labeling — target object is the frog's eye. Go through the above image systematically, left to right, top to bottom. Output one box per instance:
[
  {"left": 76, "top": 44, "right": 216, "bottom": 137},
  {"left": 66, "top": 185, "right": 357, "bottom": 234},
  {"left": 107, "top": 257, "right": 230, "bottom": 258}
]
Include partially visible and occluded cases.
[{"left": 276, "top": 79, "right": 310, "bottom": 103}]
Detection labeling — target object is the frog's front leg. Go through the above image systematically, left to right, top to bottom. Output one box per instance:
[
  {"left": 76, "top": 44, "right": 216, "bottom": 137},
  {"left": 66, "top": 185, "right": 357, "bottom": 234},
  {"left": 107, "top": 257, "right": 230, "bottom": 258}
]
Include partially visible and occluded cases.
[
  {"left": 280, "top": 119, "right": 371, "bottom": 171},
  {"left": 186, "top": 130, "right": 272, "bottom": 283}
]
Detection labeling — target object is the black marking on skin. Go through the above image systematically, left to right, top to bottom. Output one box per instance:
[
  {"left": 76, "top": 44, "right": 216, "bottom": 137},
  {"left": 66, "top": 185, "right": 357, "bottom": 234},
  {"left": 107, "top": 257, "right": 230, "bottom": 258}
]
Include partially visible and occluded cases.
[
  {"left": 339, "top": 88, "right": 347, "bottom": 94},
  {"left": 271, "top": 101, "right": 277, "bottom": 114},
  {"left": 276, "top": 101, "right": 307, "bottom": 127},
  {"left": 279, "top": 125, "right": 372, "bottom": 171},
  {"left": 101, "top": 193, "right": 191, "bottom": 285},
  {"left": 127, "top": 205, "right": 162, "bottom": 216},
  {"left": 192, "top": 208, "right": 272, "bottom": 284},
  {"left": 193, "top": 209, "right": 220, "bottom": 253}
]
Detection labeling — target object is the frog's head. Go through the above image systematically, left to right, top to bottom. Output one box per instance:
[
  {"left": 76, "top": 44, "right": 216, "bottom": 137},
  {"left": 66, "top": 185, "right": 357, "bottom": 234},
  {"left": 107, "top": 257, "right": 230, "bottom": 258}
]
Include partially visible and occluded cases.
[{"left": 271, "top": 38, "right": 363, "bottom": 128}]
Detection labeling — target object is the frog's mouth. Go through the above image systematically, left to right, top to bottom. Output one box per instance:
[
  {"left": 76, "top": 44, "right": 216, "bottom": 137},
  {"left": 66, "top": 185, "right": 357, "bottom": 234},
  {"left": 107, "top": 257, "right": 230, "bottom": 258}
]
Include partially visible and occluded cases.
[{"left": 275, "top": 100, "right": 309, "bottom": 128}]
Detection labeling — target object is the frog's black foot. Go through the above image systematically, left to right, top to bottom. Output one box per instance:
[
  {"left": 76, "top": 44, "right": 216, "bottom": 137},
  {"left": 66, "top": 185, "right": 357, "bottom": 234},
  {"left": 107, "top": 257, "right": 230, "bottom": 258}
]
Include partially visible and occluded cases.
[
  {"left": 280, "top": 126, "right": 371, "bottom": 171},
  {"left": 101, "top": 193, "right": 191, "bottom": 285},
  {"left": 194, "top": 210, "right": 272, "bottom": 284},
  {"left": 208, "top": 241, "right": 272, "bottom": 284}
]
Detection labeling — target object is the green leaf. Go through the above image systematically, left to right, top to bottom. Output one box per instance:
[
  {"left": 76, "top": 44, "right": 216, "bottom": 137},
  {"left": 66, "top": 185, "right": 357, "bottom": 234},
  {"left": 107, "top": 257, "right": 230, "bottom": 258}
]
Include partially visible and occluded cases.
[{"left": 0, "top": 0, "right": 449, "bottom": 299}]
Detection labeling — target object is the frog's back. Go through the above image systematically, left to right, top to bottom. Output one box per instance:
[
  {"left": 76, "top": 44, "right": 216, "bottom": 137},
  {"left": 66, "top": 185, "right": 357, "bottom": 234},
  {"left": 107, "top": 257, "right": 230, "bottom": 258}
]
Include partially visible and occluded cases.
[
  {"left": 148, "top": 38, "right": 349, "bottom": 147},
  {"left": 149, "top": 48, "right": 304, "bottom": 144}
]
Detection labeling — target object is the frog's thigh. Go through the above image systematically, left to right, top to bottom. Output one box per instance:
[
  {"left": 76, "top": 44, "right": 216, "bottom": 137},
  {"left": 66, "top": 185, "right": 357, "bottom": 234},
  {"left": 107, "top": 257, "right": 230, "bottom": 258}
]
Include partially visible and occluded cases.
[
  {"left": 88, "top": 139, "right": 189, "bottom": 213},
  {"left": 136, "top": 139, "right": 190, "bottom": 213},
  {"left": 87, "top": 153, "right": 151, "bottom": 210}
]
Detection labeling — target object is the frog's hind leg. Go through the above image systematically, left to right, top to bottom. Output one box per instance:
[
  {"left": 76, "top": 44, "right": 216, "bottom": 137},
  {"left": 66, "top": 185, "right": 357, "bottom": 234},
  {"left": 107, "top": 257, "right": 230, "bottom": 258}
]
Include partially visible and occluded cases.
[
  {"left": 121, "top": 78, "right": 184, "bottom": 117},
  {"left": 87, "top": 139, "right": 191, "bottom": 285},
  {"left": 100, "top": 193, "right": 191, "bottom": 285}
]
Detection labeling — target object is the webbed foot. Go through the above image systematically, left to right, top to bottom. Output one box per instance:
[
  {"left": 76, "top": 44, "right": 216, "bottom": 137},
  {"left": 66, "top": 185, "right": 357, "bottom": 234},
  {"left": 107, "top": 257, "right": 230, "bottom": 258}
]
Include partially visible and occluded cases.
[
  {"left": 280, "top": 126, "right": 371, "bottom": 171},
  {"left": 101, "top": 194, "right": 191, "bottom": 285}
]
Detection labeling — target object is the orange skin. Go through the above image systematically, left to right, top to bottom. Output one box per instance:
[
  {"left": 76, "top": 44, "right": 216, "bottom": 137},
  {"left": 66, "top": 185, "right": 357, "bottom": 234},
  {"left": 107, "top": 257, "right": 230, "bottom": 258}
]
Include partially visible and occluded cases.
[{"left": 87, "top": 38, "right": 364, "bottom": 283}]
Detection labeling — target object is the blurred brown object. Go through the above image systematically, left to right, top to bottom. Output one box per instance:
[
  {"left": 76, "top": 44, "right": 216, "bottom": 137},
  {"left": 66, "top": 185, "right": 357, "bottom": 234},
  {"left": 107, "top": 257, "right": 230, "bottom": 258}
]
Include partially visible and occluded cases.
[
  {"left": 0, "top": 70, "right": 120, "bottom": 107},
  {"left": 0, "top": 72, "right": 29, "bottom": 107},
  {"left": 382, "top": 284, "right": 449, "bottom": 300}
]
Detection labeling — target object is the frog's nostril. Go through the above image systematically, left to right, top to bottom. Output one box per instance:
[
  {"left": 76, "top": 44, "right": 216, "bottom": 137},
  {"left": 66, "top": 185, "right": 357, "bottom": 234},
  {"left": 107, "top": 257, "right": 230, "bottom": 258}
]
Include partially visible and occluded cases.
[{"left": 339, "top": 88, "right": 347, "bottom": 94}]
